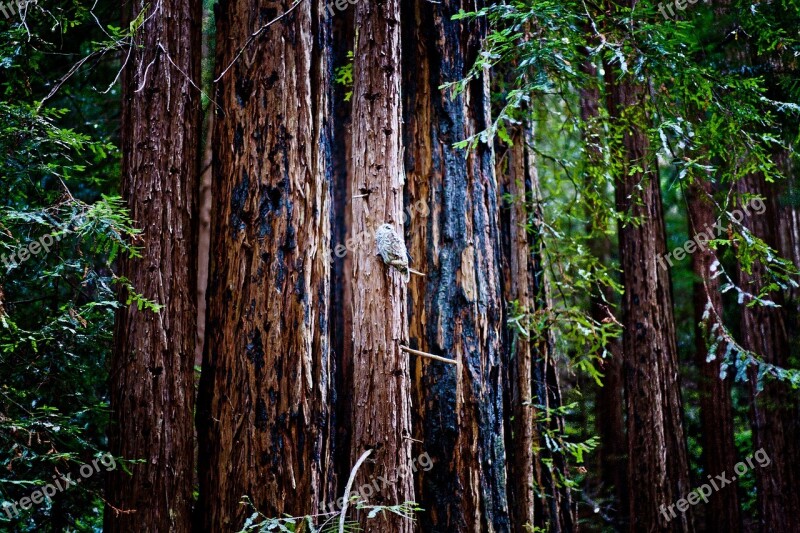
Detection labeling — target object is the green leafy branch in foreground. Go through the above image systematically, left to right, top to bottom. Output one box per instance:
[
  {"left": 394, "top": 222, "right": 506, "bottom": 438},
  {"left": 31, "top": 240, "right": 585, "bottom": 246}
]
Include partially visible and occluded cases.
[{"left": 238, "top": 496, "right": 420, "bottom": 533}]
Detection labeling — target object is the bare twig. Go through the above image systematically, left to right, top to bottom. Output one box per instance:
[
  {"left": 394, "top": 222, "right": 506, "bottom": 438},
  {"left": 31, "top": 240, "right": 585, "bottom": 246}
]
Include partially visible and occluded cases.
[
  {"left": 214, "top": 0, "right": 305, "bottom": 83},
  {"left": 400, "top": 345, "right": 458, "bottom": 365}
]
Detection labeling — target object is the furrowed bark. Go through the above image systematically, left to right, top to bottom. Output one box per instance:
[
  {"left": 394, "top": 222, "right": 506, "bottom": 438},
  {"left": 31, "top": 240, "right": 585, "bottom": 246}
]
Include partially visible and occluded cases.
[
  {"left": 106, "top": 0, "right": 201, "bottom": 529},
  {"left": 195, "top": 0, "right": 333, "bottom": 528},
  {"left": 348, "top": 0, "right": 414, "bottom": 529},
  {"left": 402, "top": 0, "right": 510, "bottom": 531},
  {"left": 580, "top": 56, "right": 628, "bottom": 528},
  {"left": 605, "top": 62, "right": 694, "bottom": 532},
  {"left": 498, "top": 121, "right": 576, "bottom": 533},
  {"left": 736, "top": 175, "right": 800, "bottom": 530},
  {"left": 687, "top": 180, "right": 741, "bottom": 531}
]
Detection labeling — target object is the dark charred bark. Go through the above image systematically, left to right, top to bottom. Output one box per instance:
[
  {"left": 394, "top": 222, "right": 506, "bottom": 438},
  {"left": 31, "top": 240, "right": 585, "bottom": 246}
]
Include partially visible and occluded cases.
[
  {"left": 106, "top": 0, "right": 201, "bottom": 529},
  {"left": 195, "top": 0, "right": 333, "bottom": 528},
  {"left": 347, "top": 0, "right": 414, "bottom": 530},
  {"left": 402, "top": 0, "right": 510, "bottom": 531},
  {"left": 605, "top": 63, "right": 694, "bottom": 532},
  {"left": 687, "top": 180, "right": 742, "bottom": 531}
]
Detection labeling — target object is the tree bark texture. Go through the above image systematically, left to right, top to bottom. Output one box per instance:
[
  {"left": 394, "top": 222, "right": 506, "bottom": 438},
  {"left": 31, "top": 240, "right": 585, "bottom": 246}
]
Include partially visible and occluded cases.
[
  {"left": 106, "top": 0, "right": 201, "bottom": 529},
  {"left": 196, "top": 0, "right": 333, "bottom": 528},
  {"left": 348, "top": 0, "right": 414, "bottom": 530},
  {"left": 402, "top": 0, "right": 510, "bottom": 531},
  {"left": 579, "top": 58, "right": 628, "bottom": 528},
  {"left": 605, "top": 70, "right": 694, "bottom": 532},
  {"left": 497, "top": 121, "right": 576, "bottom": 533},
  {"left": 736, "top": 174, "right": 800, "bottom": 530},
  {"left": 687, "top": 180, "right": 741, "bottom": 532}
]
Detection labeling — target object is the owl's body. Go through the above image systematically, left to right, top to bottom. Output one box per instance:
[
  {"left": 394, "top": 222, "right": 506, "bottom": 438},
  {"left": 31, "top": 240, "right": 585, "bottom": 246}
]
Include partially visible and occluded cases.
[{"left": 375, "top": 223, "right": 411, "bottom": 282}]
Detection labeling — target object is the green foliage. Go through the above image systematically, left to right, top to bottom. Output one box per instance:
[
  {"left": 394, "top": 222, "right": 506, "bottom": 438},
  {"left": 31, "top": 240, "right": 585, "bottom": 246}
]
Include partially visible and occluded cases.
[
  {"left": 0, "top": 0, "right": 136, "bottom": 529},
  {"left": 238, "top": 496, "right": 421, "bottom": 533}
]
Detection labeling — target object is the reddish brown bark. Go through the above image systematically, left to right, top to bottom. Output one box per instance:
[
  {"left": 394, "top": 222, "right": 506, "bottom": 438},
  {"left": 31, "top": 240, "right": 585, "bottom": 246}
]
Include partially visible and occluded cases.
[
  {"left": 106, "top": 0, "right": 201, "bottom": 529},
  {"left": 195, "top": 0, "right": 333, "bottom": 528},
  {"left": 347, "top": 0, "right": 414, "bottom": 530},
  {"left": 402, "top": 0, "right": 511, "bottom": 531},
  {"left": 579, "top": 57, "right": 628, "bottom": 527},
  {"left": 605, "top": 64, "right": 694, "bottom": 532},
  {"left": 498, "top": 122, "right": 576, "bottom": 533},
  {"left": 736, "top": 174, "right": 800, "bottom": 530},
  {"left": 687, "top": 180, "right": 741, "bottom": 531}
]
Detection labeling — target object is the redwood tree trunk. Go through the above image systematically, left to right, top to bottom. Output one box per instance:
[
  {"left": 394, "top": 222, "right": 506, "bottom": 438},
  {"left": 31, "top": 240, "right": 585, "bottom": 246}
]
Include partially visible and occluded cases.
[
  {"left": 106, "top": 0, "right": 201, "bottom": 529},
  {"left": 195, "top": 0, "right": 333, "bottom": 528},
  {"left": 348, "top": 0, "right": 414, "bottom": 529},
  {"left": 402, "top": 0, "right": 510, "bottom": 530},
  {"left": 579, "top": 56, "right": 628, "bottom": 528},
  {"left": 605, "top": 67, "right": 694, "bottom": 531},
  {"left": 498, "top": 121, "right": 576, "bottom": 533},
  {"left": 736, "top": 174, "right": 800, "bottom": 530},
  {"left": 687, "top": 180, "right": 741, "bottom": 531}
]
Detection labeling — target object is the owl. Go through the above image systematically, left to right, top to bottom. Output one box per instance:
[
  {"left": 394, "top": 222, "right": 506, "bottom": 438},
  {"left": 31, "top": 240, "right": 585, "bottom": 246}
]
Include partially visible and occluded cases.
[{"left": 375, "top": 223, "right": 411, "bottom": 282}]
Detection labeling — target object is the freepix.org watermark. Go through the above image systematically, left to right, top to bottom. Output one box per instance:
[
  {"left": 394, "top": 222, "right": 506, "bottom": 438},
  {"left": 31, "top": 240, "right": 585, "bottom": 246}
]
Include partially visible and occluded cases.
[
  {"left": 0, "top": 0, "right": 36, "bottom": 19},
  {"left": 657, "top": 197, "right": 766, "bottom": 271},
  {"left": 1, "top": 230, "right": 64, "bottom": 271},
  {"left": 660, "top": 448, "right": 770, "bottom": 523},
  {"left": 317, "top": 451, "right": 433, "bottom": 514},
  {"left": 2, "top": 453, "right": 117, "bottom": 519}
]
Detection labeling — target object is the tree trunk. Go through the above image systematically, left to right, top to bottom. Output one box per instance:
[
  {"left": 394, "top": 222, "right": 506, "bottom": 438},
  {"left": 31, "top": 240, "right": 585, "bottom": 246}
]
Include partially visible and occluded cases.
[
  {"left": 106, "top": 0, "right": 201, "bottom": 529},
  {"left": 195, "top": 0, "right": 333, "bottom": 528},
  {"left": 347, "top": 0, "right": 414, "bottom": 530},
  {"left": 402, "top": 0, "right": 510, "bottom": 531},
  {"left": 579, "top": 57, "right": 628, "bottom": 528},
  {"left": 605, "top": 65, "right": 694, "bottom": 532},
  {"left": 498, "top": 120, "right": 576, "bottom": 533},
  {"left": 735, "top": 174, "right": 800, "bottom": 530},
  {"left": 687, "top": 180, "right": 741, "bottom": 531}
]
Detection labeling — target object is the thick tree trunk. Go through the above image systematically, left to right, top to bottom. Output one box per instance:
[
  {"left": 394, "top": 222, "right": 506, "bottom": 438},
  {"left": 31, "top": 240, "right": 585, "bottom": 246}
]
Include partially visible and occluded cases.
[
  {"left": 106, "top": 0, "right": 201, "bottom": 529},
  {"left": 195, "top": 0, "right": 333, "bottom": 528},
  {"left": 347, "top": 0, "right": 414, "bottom": 530},
  {"left": 402, "top": 0, "right": 510, "bottom": 531},
  {"left": 605, "top": 69, "right": 694, "bottom": 531},
  {"left": 498, "top": 122, "right": 576, "bottom": 533},
  {"left": 735, "top": 174, "right": 800, "bottom": 530},
  {"left": 687, "top": 180, "right": 741, "bottom": 531}
]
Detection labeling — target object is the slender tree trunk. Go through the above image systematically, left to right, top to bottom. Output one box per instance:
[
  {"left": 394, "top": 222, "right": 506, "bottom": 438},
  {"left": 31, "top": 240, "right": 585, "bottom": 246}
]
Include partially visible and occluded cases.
[
  {"left": 106, "top": 0, "right": 201, "bottom": 529},
  {"left": 195, "top": 0, "right": 333, "bottom": 528},
  {"left": 347, "top": 0, "right": 414, "bottom": 529},
  {"left": 402, "top": 0, "right": 510, "bottom": 531},
  {"left": 329, "top": 5, "right": 355, "bottom": 507},
  {"left": 579, "top": 59, "right": 628, "bottom": 527},
  {"left": 605, "top": 65, "right": 694, "bottom": 532},
  {"left": 498, "top": 121, "right": 576, "bottom": 533},
  {"left": 735, "top": 174, "right": 800, "bottom": 530},
  {"left": 687, "top": 180, "right": 741, "bottom": 531}
]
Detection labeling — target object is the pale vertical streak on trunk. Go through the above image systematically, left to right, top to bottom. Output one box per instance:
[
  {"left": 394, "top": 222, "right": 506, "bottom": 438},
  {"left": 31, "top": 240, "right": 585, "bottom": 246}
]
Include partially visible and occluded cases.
[{"left": 349, "top": 0, "right": 414, "bottom": 530}]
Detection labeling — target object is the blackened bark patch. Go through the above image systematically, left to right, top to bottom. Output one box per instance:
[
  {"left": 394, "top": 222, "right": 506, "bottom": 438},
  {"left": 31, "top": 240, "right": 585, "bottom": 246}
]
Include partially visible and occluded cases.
[
  {"left": 235, "top": 76, "right": 253, "bottom": 108},
  {"left": 233, "top": 124, "right": 244, "bottom": 154},
  {"left": 230, "top": 170, "right": 250, "bottom": 236},
  {"left": 246, "top": 329, "right": 265, "bottom": 372},
  {"left": 255, "top": 397, "right": 269, "bottom": 431}
]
